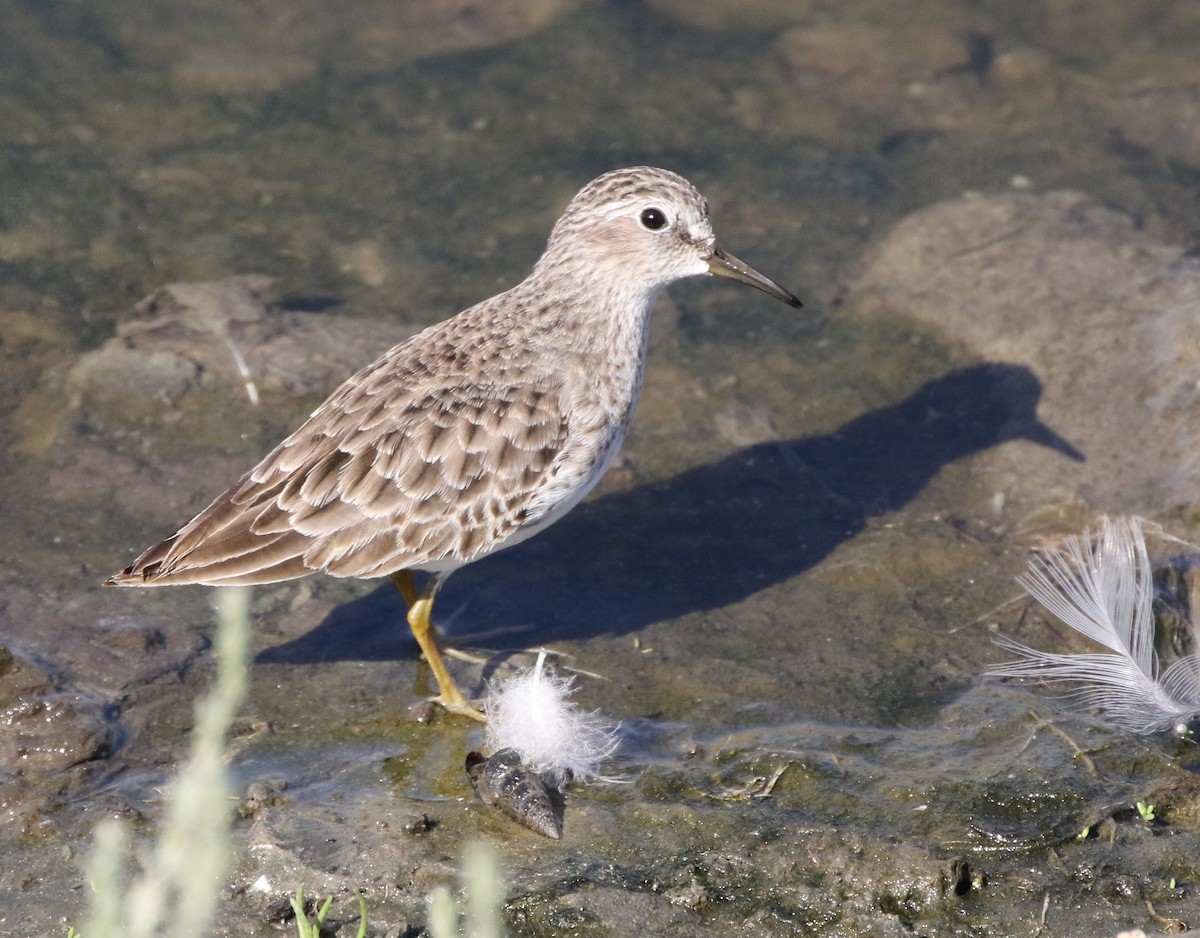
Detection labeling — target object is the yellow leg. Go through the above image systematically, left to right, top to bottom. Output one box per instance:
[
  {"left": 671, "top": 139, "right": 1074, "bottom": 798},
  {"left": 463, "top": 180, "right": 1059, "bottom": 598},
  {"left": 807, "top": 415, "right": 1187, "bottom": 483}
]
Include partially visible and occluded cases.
[
  {"left": 391, "top": 569, "right": 419, "bottom": 609},
  {"left": 391, "top": 571, "right": 484, "bottom": 722}
]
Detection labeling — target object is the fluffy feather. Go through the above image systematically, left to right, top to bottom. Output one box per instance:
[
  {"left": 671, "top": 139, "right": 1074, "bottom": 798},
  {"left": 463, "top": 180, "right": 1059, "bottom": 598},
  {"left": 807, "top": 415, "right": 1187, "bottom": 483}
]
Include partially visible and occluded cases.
[
  {"left": 990, "top": 516, "right": 1200, "bottom": 734},
  {"left": 484, "top": 651, "right": 619, "bottom": 786}
]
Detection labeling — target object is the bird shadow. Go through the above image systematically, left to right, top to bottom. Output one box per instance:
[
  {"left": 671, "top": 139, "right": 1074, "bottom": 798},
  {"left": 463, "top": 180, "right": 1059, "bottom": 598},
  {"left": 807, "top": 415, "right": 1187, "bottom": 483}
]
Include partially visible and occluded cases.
[{"left": 256, "top": 362, "right": 1083, "bottom": 665}]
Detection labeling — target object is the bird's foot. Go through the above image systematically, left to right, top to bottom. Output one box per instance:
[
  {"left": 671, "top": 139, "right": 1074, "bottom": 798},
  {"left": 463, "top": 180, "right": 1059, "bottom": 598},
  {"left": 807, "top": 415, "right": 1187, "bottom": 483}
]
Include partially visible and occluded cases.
[{"left": 432, "top": 690, "right": 488, "bottom": 723}]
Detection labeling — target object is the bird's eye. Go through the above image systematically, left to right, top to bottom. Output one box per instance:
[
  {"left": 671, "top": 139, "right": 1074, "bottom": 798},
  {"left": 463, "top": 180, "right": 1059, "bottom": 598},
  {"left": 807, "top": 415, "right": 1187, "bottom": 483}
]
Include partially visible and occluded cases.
[{"left": 639, "top": 207, "right": 668, "bottom": 231}]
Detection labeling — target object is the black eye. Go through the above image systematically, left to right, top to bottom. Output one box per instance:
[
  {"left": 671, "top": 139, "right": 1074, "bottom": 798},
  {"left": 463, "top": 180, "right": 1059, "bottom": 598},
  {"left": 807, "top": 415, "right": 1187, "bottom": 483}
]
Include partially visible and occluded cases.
[{"left": 639, "top": 207, "right": 668, "bottom": 230}]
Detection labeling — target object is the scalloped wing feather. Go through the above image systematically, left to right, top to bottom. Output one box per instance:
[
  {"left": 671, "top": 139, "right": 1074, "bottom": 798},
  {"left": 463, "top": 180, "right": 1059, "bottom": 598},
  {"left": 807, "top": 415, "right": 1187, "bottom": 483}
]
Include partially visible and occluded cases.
[{"left": 108, "top": 375, "right": 573, "bottom": 586}]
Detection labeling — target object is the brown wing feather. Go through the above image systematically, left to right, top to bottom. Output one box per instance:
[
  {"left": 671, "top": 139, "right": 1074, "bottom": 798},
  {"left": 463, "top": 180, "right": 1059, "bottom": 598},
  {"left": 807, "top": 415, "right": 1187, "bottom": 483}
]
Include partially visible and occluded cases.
[{"left": 107, "top": 374, "right": 571, "bottom": 587}]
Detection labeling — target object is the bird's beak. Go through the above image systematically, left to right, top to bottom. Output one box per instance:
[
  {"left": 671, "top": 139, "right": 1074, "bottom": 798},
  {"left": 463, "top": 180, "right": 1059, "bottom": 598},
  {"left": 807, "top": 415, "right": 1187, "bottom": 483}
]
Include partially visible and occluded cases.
[{"left": 707, "top": 244, "right": 802, "bottom": 308}]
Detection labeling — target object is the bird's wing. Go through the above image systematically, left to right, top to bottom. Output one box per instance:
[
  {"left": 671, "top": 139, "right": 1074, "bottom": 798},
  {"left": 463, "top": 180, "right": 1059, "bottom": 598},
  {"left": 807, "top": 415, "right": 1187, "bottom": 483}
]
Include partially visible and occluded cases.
[{"left": 108, "top": 376, "right": 571, "bottom": 586}]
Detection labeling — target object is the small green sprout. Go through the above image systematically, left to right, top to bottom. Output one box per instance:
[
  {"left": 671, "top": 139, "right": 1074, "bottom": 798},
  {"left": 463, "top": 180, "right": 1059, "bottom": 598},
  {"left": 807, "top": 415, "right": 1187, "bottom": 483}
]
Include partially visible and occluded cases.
[
  {"left": 1136, "top": 801, "right": 1156, "bottom": 823},
  {"left": 1076, "top": 825, "right": 1090, "bottom": 841},
  {"left": 1170, "top": 877, "right": 1177, "bottom": 890},
  {"left": 290, "top": 886, "right": 332, "bottom": 938},
  {"left": 290, "top": 887, "right": 368, "bottom": 938},
  {"left": 354, "top": 892, "right": 368, "bottom": 938}
]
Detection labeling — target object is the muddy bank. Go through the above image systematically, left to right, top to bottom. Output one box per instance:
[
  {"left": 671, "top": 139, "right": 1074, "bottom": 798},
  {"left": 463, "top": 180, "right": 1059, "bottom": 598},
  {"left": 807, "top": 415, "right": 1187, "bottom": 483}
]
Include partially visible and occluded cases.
[
  {"left": 2, "top": 1, "right": 1200, "bottom": 935},
  {"left": 6, "top": 183, "right": 1200, "bottom": 935}
]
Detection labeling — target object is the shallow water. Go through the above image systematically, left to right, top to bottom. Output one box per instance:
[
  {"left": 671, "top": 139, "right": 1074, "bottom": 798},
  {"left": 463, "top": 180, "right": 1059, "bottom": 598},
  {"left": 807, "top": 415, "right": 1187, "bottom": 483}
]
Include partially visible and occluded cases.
[{"left": 3, "top": 1, "right": 1200, "bottom": 935}]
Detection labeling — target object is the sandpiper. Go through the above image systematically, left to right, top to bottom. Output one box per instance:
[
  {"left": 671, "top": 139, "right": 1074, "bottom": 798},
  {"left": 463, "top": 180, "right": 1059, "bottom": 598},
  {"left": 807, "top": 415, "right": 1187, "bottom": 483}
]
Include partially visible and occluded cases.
[{"left": 107, "top": 166, "right": 801, "bottom": 720}]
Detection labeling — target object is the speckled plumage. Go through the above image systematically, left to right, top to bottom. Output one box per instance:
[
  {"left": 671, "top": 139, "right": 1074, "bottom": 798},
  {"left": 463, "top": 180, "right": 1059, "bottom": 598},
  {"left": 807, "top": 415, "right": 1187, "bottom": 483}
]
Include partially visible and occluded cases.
[{"left": 107, "top": 166, "right": 800, "bottom": 717}]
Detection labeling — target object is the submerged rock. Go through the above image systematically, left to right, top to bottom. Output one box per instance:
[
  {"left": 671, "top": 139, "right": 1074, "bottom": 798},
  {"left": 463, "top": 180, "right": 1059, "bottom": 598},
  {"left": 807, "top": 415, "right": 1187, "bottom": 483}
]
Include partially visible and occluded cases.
[
  {"left": 114, "top": 0, "right": 578, "bottom": 90},
  {"left": 1092, "top": 54, "right": 1200, "bottom": 171},
  {"left": 849, "top": 190, "right": 1200, "bottom": 515},
  {"left": 62, "top": 276, "right": 416, "bottom": 453},
  {"left": 0, "top": 642, "right": 115, "bottom": 779}
]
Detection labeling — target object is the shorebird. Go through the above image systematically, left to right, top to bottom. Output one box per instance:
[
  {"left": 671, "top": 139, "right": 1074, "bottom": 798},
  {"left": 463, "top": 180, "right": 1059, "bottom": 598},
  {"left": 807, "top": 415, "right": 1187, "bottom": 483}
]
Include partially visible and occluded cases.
[{"left": 108, "top": 166, "right": 801, "bottom": 720}]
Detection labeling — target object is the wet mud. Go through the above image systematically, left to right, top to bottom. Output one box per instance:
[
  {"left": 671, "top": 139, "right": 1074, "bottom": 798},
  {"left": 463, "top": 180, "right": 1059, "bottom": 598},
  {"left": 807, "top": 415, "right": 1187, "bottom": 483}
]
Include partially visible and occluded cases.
[{"left": 2, "top": 1, "right": 1200, "bottom": 935}]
